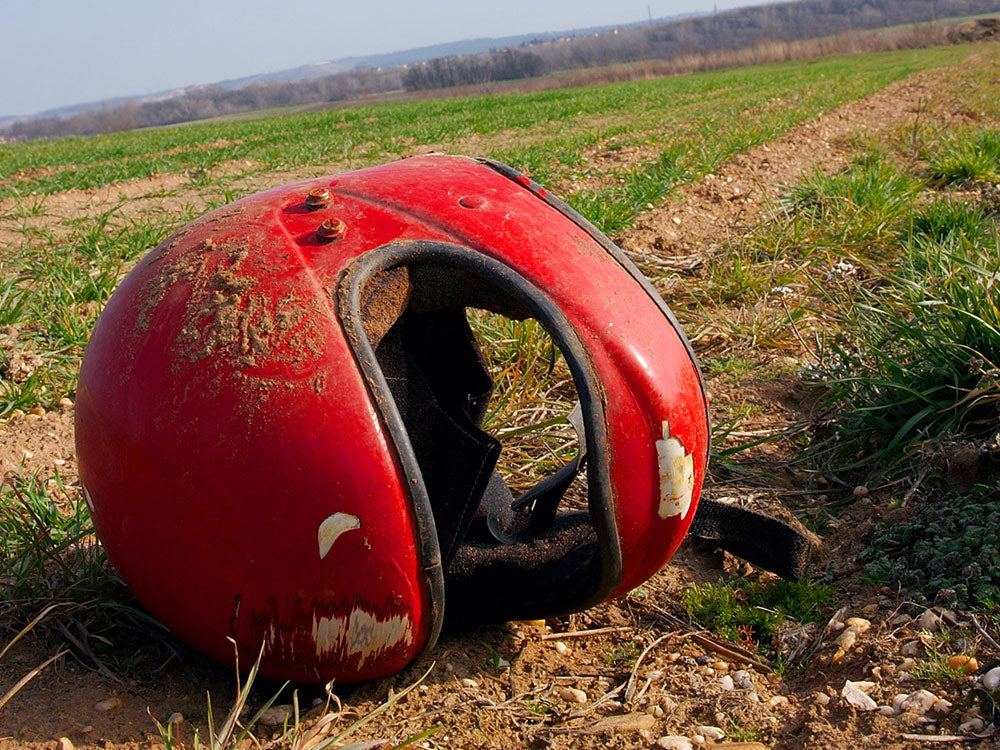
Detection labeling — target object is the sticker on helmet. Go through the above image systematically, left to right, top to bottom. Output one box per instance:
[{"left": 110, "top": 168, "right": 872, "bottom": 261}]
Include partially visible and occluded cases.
[
  {"left": 656, "top": 421, "right": 695, "bottom": 520},
  {"left": 317, "top": 512, "right": 361, "bottom": 560},
  {"left": 312, "top": 608, "right": 413, "bottom": 664}
]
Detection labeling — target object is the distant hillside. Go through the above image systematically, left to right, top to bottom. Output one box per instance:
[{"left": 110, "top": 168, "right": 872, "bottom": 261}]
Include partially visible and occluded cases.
[
  {"left": 6, "top": 0, "right": 1000, "bottom": 141},
  {"left": 5, "top": 15, "right": 698, "bottom": 123}
]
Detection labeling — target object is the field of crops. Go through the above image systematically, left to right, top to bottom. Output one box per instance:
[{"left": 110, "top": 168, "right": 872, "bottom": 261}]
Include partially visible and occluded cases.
[{"left": 1, "top": 41, "right": 999, "bottom": 749}]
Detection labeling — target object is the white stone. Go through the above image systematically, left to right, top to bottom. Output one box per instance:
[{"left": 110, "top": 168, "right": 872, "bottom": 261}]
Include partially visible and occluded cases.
[
  {"left": 917, "top": 609, "right": 942, "bottom": 632},
  {"left": 845, "top": 617, "right": 872, "bottom": 632},
  {"left": 983, "top": 666, "right": 1000, "bottom": 691},
  {"left": 719, "top": 675, "right": 735, "bottom": 691},
  {"left": 461, "top": 678, "right": 479, "bottom": 688},
  {"left": 841, "top": 680, "right": 877, "bottom": 712},
  {"left": 557, "top": 687, "right": 587, "bottom": 704},
  {"left": 898, "top": 689, "right": 938, "bottom": 715},
  {"left": 768, "top": 695, "right": 789, "bottom": 708},
  {"left": 932, "top": 698, "right": 952, "bottom": 715},
  {"left": 258, "top": 704, "right": 293, "bottom": 727},
  {"left": 958, "top": 718, "right": 985, "bottom": 734},
  {"left": 695, "top": 726, "right": 725, "bottom": 740},
  {"left": 656, "top": 737, "right": 693, "bottom": 750}
]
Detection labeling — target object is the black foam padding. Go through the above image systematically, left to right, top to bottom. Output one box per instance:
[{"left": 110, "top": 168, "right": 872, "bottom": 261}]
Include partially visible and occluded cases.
[
  {"left": 365, "top": 264, "right": 605, "bottom": 626},
  {"left": 375, "top": 311, "right": 500, "bottom": 569},
  {"left": 443, "top": 512, "right": 601, "bottom": 628}
]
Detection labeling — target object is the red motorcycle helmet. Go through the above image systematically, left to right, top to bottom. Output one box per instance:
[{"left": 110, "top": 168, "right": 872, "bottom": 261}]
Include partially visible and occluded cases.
[{"left": 75, "top": 155, "right": 709, "bottom": 684}]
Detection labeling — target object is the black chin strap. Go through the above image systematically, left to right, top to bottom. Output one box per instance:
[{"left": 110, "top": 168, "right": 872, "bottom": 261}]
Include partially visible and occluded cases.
[{"left": 689, "top": 499, "right": 818, "bottom": 581}]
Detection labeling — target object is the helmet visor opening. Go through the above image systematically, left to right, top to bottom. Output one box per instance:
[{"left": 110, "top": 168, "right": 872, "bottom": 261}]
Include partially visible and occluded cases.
[{"left": 337, "top": 242, "right": 623, "bottom": 630}]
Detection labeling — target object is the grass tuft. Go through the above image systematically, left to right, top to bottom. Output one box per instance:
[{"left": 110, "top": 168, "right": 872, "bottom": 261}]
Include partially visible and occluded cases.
[{"left": 682, "top": 578, "right": 835, "bottom": 659}]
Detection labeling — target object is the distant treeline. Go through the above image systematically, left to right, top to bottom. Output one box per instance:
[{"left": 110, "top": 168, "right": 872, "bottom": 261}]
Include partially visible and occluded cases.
[{"left": 5, "top": 0, "right": 1000, "bottom": 141}]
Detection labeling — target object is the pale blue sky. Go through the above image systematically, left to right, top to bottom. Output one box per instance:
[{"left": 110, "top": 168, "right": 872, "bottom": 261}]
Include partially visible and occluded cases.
[{"left": 1, "top": 0, "right": 768, "bottom": 118}]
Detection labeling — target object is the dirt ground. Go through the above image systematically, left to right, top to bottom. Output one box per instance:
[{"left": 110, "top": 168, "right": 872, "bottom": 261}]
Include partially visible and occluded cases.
[{"left": 2, "top": 54, "right": 999, "bottom": 749}]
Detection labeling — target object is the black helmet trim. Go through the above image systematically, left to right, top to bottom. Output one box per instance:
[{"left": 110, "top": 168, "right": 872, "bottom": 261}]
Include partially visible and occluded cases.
[{"left": 336, "top": 240, "right": 623, "bottom": 648}]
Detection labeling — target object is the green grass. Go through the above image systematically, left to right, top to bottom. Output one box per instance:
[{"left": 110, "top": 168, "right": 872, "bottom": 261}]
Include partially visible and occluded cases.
[
  {"left": 0, "top": 46, "right": 971, "bottom": 205},
  {"left": 928, "top": 129, "right": 1000, "bottom": 184},
  {"left": 805, "top": 170, "right": 1000, "bottom": 476},
  {"left": 682, "top": 578, "right": 835, "bottom": 659}
]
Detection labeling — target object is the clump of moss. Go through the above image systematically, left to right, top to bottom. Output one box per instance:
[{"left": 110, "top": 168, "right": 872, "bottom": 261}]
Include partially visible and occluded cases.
[
  {"left": 860, "top": 481, "right": 1000, "bottom": 611},
  {"left": 682, "top": 578, "right": 835, "bottom": 658}
]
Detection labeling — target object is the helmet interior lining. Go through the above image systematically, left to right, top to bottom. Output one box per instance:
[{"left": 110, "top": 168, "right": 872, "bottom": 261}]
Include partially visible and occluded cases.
[{"left": 337, "top": 241, "right": 623, "bottom": 631}]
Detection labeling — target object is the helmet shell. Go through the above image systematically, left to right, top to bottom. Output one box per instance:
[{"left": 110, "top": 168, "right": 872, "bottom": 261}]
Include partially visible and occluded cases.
[{"left": 76, "top": 155, "right": 708, "bottom": 683}]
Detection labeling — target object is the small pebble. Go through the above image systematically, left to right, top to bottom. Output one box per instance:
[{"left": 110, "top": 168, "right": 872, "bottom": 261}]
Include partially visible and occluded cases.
[
  {"left": 58, "top": 397, "right": 73, "bottom": 410},
  {"left": 30, "top": 405, "right": 45, "bottom": 417},
  {"left": 853, "top": 485, "right": 869, "bottom": 498},
  {"left": 861, "top": 603, "right": 879, "bottom": 616},
  {"left": 917, "top": 609, "right": 942, "bottom": 632},
  {"left": 890, "top": 614, "right": 911, "bottom": 626},
  {"left": 844, "top": 617, "right": 872, "bottom": 632},
  {"left": 830, "top": 620, "right": 846, "bottom": 632},
  {"left": 835, "top": 628, "right": 858, "bottom": 650},
  {"left": 554, "top": 641, "right": 569, "bottom": 656},
  {"left": 901, "top": 641, "right": 923, "bottom": 656},
  {"left": 695, "top": 654, "right": 713, "bottom": 665},
  {"left": 948, "top": 655, "right": 978, "bottom": 675},
  {"left": 496, "top": 657, "right": 511, "bottom": 670},
  {"left": 899, "top": 657, "right": 916, "bottom": 672},
  {"left": 712, "top": 661, "right": 729, "bottom": 672},
  {"left": 982, "top": 666, "right": 1000, "bottom": 691},
  {"left": 719, "top": 675, "right": 735, "bottom": 691},
  {"left": 461, "top": 678, "right": 479, "bottom": 688},
  {"left": 841, "top": 680, "right": 877, "bottom": 712},
  {"left": 557, "top": 686, "right": 587, "bottom": 704},
  {"left": 898, "top": 689, "right": 938, "bottom": 715},
  {"left": 746, "top": 691, "right": 760, "bottom": 703},
  {"left": 814, "top": 692, "right": 831, "bottom": 706},
  {"left": 768, "top": 695, "right": 789, "bottom": 708},
  {"left": 95, "top": 697, "right": 122, "bottom": 712},
  {"left": 932, "top": 698, "right": 952, "bottom": 715},
  {"left": 258, "top": 704, "right": 293, "bottom": 727},
  {"left": 650, "top": 705, "right": 665, "bottom": 718},
  {"left": 878, "top": 705, "right": 895, "bottom": 716},
  {"left": 166, "top": 712, "right": 183, "bottom": 725},
  {"left": 959, "top": 718, "right": 985, "bottom": 733},
  {"left": 696, "top": 725, "right": 725, "bottom": 741},
  {"left": 691, "top": 735, "right": 706, "bottom": 746},
  {"left": 656, "top": 737, "right": 693, "bottom": 750},
  {"left": 56, "top": 739, "right": 74, "bottom": 750}
]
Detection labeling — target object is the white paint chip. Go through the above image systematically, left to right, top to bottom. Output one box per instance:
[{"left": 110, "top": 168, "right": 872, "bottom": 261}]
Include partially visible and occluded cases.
[
  {"left": 656, "top": 421, "right": 695, "bottom": 520},
  {"left": 317, "top": 512, "right": 360, "bottom": 560}
]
